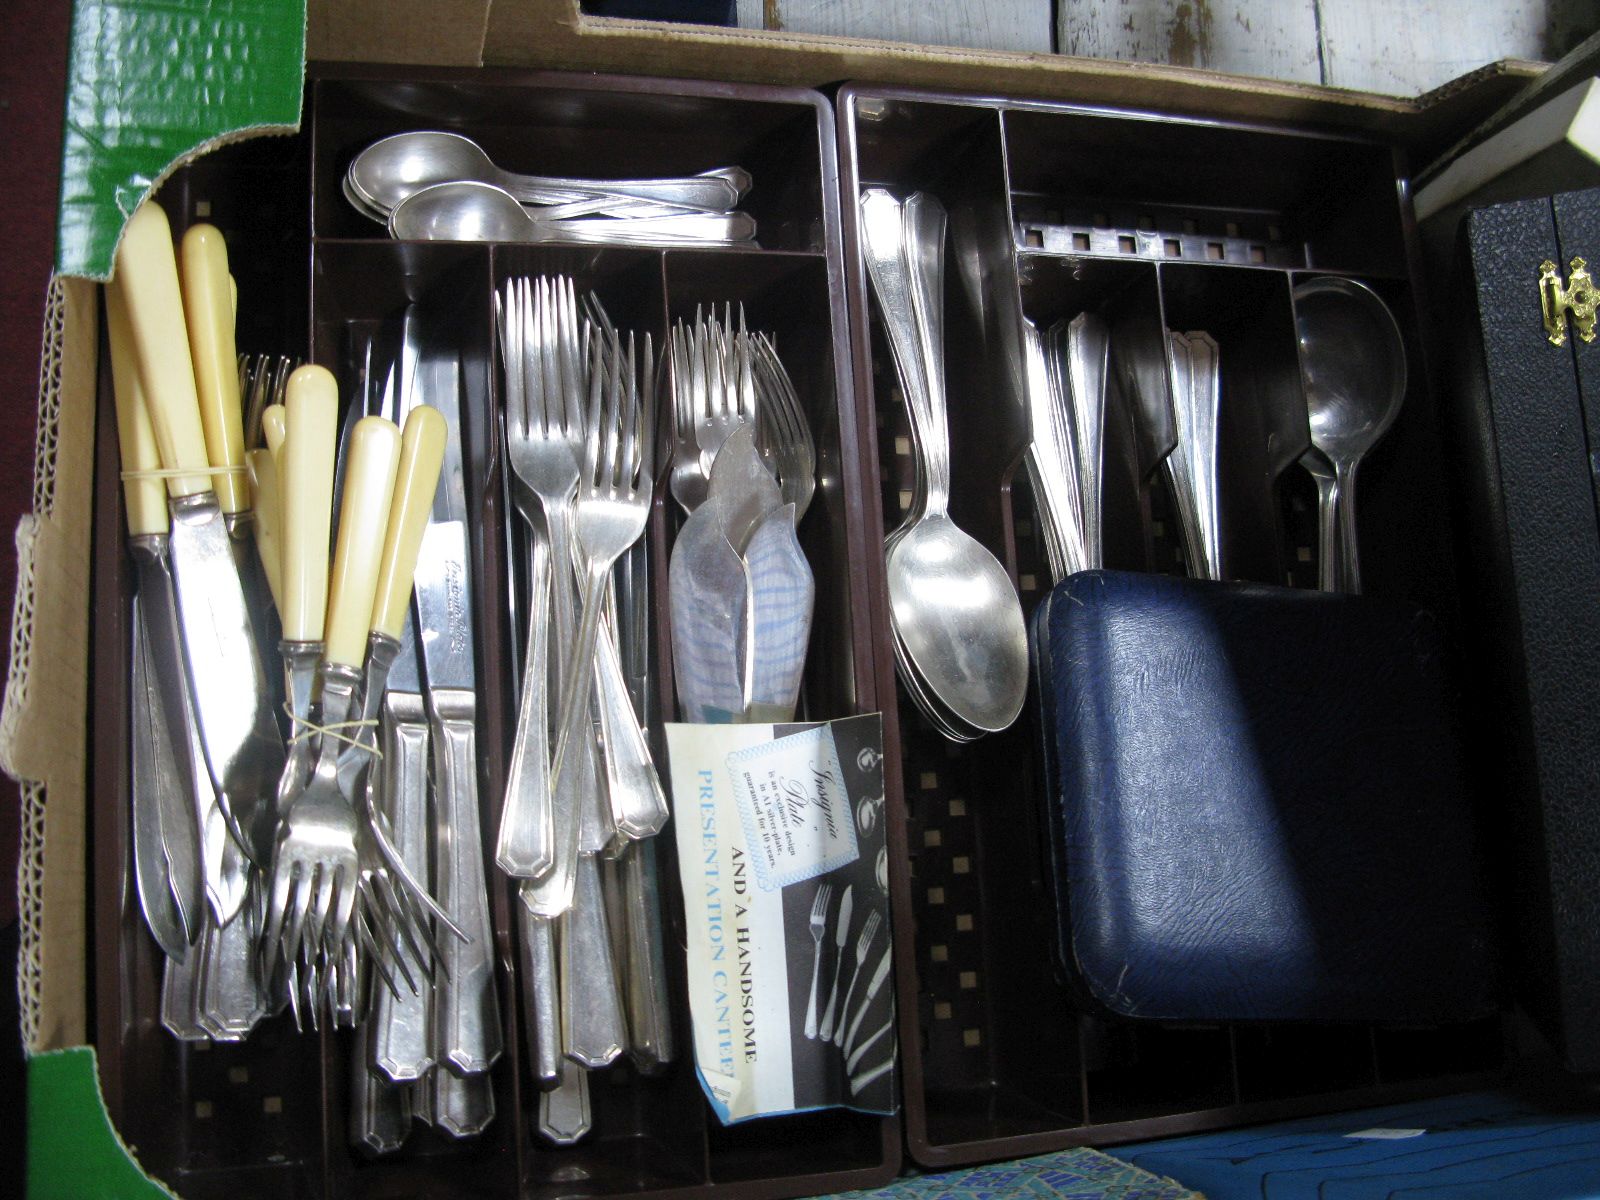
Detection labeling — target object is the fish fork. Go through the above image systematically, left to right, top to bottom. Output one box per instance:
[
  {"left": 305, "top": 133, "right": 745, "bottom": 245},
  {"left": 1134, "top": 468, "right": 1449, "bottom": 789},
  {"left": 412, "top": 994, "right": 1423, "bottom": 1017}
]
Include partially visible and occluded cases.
[
  {"left": 668, "top": 321, "right": 709, "bottom": 514},
  {"left": 263, "top": 415, "right": 401, "bottom": 1016},
  {"left": 802, "top": 883, "right": 832, "bottom": 1039},
  {"left": 834, "top": 908, "right": 882, "bottom": 1047}
]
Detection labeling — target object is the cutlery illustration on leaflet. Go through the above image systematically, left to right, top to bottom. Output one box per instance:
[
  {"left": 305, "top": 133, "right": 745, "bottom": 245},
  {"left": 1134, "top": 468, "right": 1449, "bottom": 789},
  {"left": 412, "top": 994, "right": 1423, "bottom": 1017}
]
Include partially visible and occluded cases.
[{"left": 802, "top": 883, "right": 894, "bottom": 1090}]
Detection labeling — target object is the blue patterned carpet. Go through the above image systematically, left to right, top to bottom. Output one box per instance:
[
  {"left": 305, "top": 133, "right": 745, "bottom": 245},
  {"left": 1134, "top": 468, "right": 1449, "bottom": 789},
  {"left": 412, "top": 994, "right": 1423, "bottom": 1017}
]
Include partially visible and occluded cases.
[{"left": 813, "top": 1148, "right": 1202, "bottom": 1199}]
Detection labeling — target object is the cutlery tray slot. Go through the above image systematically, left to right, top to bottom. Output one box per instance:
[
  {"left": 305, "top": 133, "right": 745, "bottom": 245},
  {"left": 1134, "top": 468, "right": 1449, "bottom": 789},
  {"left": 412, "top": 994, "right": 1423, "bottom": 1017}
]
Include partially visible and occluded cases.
[
  {"left": 90, "top": 66, "right": 896, "bottom": 1200},
  {"left": 310, "top": 74, "right": 830, "bottom": 252},
  {"left": 839, "top": 84, "right": 1504, "bottom": 1168},
  {"left": 999, "top": 106, "right": 1409, "bottom": 279},
  {"left": 655, "top": 248, "right": 874, "bottom": 722},
  {"left": 1012, "top": 255, "right": 1171, "bottom": 577},
  {"left": 1152, "top": 262, "right": 1308, "bottom": 584}
]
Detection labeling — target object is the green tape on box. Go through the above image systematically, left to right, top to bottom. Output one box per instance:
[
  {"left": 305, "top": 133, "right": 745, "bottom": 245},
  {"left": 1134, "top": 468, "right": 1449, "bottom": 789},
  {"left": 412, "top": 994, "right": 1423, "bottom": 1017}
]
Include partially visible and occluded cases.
[
  {"left": 57, "top": 0, "right": 307, "bottom": 280},
  {"left": 28, "top": 1047, "right": 175, "bottom": 1200}
]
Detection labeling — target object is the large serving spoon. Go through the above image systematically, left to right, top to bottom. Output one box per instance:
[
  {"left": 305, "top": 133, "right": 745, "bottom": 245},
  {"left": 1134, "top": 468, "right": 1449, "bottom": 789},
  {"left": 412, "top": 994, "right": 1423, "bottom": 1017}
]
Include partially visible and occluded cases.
[
  {"left": 349, "top": 130, "right": 743, "bottom": 213},
  {"left": 389, "top": 181, "right": 757, "bottom": 247},
  {"left": 861, "top": 188, "right": 1027, "bottom": 738},
  {"left": 1294, "top": 277, "right": 1407, "bottom": 594}
]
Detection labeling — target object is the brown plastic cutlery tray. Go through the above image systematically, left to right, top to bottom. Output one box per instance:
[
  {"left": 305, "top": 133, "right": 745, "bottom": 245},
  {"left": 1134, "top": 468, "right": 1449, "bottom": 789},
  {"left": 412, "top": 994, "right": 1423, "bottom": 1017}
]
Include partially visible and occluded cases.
[
  {"left": 87, "top": 64, "right": 1516, "bottom": 1199},
  {"left": 90, "top": 66, "right": 894, "bottom": 1200},
  {"left": 834, "top": 84, "right": 1506, "bottom": 1168}
]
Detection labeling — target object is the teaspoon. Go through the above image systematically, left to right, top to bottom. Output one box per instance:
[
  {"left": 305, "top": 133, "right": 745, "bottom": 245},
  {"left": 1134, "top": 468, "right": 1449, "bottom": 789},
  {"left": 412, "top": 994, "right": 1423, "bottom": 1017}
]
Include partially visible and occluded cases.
[
  {"left": 350, "top": 130, "right": 744, "bottom": 213},
  {"left": 390, "top": 181, "right": 757, "bottom": 247}
]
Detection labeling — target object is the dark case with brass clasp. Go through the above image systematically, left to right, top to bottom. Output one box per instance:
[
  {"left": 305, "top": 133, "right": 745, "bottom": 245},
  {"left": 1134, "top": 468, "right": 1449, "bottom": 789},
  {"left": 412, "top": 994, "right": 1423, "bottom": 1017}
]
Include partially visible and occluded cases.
[{"left": 1446, "top": 185, "right": 1600, "bottom": 1073}]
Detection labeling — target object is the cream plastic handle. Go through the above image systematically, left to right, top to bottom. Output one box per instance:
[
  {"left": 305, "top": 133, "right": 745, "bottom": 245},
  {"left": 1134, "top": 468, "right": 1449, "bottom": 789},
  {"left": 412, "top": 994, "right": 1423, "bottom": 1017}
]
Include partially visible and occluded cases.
[
  {"left": 113, "top": 201, "right": 211, "bottom": 499},
  {"left": 180, "top": 225, "right": 247, "bottom": 515},
  {"left": 104, "top": 277, "right": 168, "bottom": 537},
  {"left": 280, "top": 366, "right": 338, "bottom": 642},
  {"left": 261, "top": 403, "right": 287, "bottom": 488},
  {"left": 262, "top": 404, "right": 287, "bottom": 455},
  {"left": 370, "top": 405, "right": 446, "bottom": 641},
  {"left": 325, "top": 416, "right": 401, "bottom": 669},
  {"left": 247, "top": 449, "right": 284, "bottom": 612}
]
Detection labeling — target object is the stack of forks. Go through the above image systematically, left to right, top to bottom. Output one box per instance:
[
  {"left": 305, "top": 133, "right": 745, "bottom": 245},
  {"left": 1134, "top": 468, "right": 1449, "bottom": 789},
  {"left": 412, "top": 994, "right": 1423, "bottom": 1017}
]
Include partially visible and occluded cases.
[
  {"left": 495, "top": 275, "right": 670, "bottom": 1144},
  {"left": 666, "top": 306, "right": 817, "bottom": 725},
  {"left": 256, "top": 361, "right": 454, "bottom": 1034}
]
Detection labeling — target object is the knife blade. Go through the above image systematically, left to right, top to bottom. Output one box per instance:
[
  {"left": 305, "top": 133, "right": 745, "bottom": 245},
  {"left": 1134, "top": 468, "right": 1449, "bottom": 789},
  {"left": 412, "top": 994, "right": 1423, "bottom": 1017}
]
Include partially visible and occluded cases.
[
  {"left": 113, "top": 201, "right": 285, "bottom": 868},
  {"left": 106, "top": 273, "right": 212, "bottom": 936},
  {"left": 406, "top": 314, "right": 501, "bottom": 1076},
  {"left": 129, "top": 596, "right": 193, "bottom": 961}
]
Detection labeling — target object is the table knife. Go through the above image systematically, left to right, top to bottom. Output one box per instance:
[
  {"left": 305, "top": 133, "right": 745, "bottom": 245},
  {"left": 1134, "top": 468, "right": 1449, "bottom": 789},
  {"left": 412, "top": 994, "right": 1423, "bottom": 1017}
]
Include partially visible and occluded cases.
[{"left": 407, "top": 317, "right": 501, "bottom": 1076}]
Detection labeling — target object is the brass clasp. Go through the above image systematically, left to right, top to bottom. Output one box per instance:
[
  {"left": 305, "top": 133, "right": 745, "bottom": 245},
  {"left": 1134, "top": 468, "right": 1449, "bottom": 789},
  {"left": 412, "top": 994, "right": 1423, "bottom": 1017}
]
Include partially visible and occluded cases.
[{"left": 1540, "top": 256, "right": 1598, "bottom": 347}]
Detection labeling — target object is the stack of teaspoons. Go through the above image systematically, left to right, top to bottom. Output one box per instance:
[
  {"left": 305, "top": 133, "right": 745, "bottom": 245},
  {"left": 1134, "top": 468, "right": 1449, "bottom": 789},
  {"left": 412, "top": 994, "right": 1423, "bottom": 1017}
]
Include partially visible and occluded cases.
[{"left": 109, "top": 201, "right": 508, "bottom": 1140}]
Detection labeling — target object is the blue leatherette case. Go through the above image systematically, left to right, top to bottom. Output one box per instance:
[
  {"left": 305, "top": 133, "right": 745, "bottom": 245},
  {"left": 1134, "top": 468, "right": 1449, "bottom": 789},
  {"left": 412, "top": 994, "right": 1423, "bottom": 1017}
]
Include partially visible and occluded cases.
[{"left": 1030, "top": 570, "right": 1496, "bottom": 1023}]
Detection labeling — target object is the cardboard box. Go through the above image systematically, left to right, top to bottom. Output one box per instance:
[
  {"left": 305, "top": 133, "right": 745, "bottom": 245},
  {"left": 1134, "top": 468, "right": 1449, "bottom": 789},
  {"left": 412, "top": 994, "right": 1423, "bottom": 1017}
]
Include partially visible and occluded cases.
[{"left": 5, "top": 1, "right": 1550, "bottom": 1195}]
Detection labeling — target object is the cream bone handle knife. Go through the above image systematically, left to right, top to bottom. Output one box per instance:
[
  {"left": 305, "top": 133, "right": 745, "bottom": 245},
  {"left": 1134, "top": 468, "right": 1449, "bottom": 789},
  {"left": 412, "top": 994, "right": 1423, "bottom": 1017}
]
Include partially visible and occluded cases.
[
  {"left": 113, "top": 200, "right": 285, "bottom": 870},
  {"left": 107, "top": 273, "right": 205, "bottom": 955}
]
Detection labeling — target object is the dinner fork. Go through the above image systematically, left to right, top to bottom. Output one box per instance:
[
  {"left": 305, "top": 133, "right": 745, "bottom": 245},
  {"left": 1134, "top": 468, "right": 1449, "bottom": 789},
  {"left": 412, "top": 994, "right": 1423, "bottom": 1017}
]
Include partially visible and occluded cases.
[
  {"left": 496, "top": 276, "right": 584, "bottom": 880},
  {"left": 692, "top": 305, "right": 756, "bottom": 473},
  {"left": 667, "top": 321, "right": 708, "bottom": 514},
  {"left": 548, "top": 326, "right": 654, "bottom": 804},
  {"left": 752, "top": 334, "right": 815, "bottom": 522},
  {"left": 803, "top": 883, "right": 832, "bottom": 1039},
  {"left": 833, "top": 908, "right": 882, "bottom": 1047}
]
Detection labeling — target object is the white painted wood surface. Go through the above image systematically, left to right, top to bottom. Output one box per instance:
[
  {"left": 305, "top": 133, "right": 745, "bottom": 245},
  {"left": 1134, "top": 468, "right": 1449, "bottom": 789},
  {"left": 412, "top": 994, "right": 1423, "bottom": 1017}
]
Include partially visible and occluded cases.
[
  {"left": 730, "top": 0, "right": 1591, "bottom": 97},
  {"left": 734, "top": 0, "right": 1052, "bottom": 54},
  {"left": 1058, "top": 0, "right": 1591, "bottom": 96},
  {"left": 1317, "top": 0, "right": 1558, "bottom": 94},
  {"left": 1058, "top": 1, "right": 1323, "bottom": 85}
]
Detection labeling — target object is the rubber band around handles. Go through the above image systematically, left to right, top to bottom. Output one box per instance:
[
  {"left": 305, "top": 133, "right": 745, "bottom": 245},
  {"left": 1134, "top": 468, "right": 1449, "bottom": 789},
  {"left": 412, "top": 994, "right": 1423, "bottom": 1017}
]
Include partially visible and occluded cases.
[{"left": 285, "top": 704, "right": 381, "bottom": 757}]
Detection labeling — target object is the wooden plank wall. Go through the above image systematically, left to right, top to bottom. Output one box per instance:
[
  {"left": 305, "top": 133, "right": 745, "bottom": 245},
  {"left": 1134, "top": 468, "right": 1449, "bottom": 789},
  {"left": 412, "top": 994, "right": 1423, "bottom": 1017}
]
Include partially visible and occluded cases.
[{"left": 734, "top": 0, "right": 1598, "bottom": 95}]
